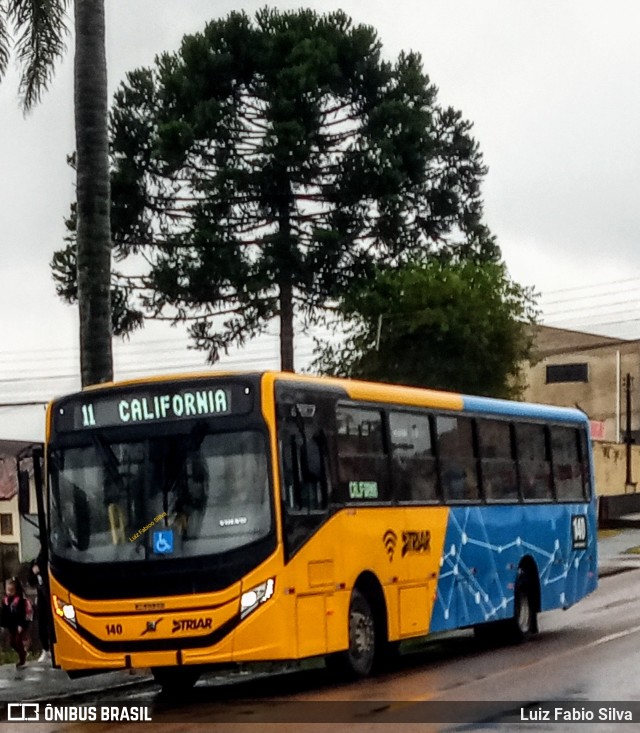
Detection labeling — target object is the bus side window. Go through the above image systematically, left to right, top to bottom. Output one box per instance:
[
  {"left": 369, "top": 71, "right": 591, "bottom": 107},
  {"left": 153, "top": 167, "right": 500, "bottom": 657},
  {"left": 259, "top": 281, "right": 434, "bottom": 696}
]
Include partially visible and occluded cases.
[
  {"left": 336, "top": 406, "right": 388, "bottom": 502},
  {"left": 389, "top": 411, "right": 438, "bottom": 503},
  {"left": 436, "top": 416, "right": 479, "bottom": 502},
  {"left": 477, "top": 418, "right": 518, "bottom": 502},
  {"left": 516, "top": 423, "right": 553, "bottom": 501},
  {"left": 550, "top": 426, "right": 585, "bottom": 501},
  {"left": 280, "top": 432, "right": 328, "bottom": 513}
]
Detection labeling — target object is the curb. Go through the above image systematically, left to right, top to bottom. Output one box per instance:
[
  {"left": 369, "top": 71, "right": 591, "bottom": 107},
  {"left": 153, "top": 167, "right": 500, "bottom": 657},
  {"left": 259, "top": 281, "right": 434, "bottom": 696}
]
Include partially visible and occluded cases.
[
  {"left": 598, "top": 564, "right": 640, "bottom": 578},
  {"left": 0, "top": 674, "right": 156, "bottom": 707},
  {"left": 29, "top": 676, "right": 156, "bottom": 704}
]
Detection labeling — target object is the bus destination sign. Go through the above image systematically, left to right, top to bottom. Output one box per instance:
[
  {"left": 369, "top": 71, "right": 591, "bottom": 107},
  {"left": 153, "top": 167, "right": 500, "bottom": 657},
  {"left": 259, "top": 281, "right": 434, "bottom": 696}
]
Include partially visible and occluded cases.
[{"left": 54, "top": 383, "right": 252, "bottom": 432}]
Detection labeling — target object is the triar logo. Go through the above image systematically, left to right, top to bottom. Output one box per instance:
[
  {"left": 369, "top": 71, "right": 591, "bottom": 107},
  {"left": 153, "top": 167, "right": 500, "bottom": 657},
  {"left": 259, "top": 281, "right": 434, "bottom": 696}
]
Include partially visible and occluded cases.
[
  {"left": 383, "top": 529, "right": 397, "bottom": 561},
  {"left": 402, "top": 530, "right": 431, "bottom": 557},
  {"left": 172, "top": 618, "right": 213, "bottom": 633}
]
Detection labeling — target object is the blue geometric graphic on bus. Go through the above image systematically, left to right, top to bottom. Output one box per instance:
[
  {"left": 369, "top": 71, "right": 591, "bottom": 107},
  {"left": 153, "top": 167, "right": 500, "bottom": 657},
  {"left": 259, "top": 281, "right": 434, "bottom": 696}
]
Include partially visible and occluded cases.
[
  {"left": 429, "top": 504, "right": 597, "bottom": 633},
  {"left": 152, "top": 529, "right": 174, "bottom": 555}
]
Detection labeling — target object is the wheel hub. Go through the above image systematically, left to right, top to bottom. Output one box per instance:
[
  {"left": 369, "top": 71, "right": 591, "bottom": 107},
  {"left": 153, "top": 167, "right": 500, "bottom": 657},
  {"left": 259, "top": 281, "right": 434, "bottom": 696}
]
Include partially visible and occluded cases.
[
  {"left": 518, "top": 594, "right": 530, "bottom": 632},
  {"left": 351, "top": 610, "right": 374, "bottom": 658}
]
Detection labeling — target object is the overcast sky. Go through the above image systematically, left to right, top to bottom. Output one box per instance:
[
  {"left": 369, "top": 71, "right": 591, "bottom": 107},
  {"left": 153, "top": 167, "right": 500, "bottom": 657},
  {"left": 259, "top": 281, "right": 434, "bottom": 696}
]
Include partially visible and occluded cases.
[{"left": 2, "top": 0, "right": 640, "bottom": 436}]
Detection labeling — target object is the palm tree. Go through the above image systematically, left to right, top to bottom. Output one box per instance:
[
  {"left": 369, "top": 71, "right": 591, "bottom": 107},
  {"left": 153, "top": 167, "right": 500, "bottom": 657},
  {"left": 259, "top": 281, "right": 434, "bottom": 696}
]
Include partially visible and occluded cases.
[
  {"left": 1, "top": 0, "right": 113, "bottom": 386},
  {"left": 73, "top": 0, "right": 113, "bottom": 386},
  {"left": 0, "top": 1, "right": 69, "bottom": 110}
]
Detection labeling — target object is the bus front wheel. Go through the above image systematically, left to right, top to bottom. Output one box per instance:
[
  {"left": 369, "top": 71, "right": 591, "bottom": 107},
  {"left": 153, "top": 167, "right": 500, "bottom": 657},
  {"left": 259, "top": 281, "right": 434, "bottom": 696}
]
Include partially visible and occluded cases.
[
  {"left": 327, "top": 588, "right": 377, "bottom": 678},
  {"left": 152, "top": 666, "right": 200, "bottom": 695}
]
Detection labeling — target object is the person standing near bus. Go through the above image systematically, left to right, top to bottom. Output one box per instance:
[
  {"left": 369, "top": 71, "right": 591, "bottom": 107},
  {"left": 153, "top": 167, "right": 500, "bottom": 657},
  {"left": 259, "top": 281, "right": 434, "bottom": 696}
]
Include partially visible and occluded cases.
[
  {"left": 29, "top": 554, "right": 52, "bottom": 663},
  {"left": 1, "top": 577, "right": 33, "bottom": 670}
]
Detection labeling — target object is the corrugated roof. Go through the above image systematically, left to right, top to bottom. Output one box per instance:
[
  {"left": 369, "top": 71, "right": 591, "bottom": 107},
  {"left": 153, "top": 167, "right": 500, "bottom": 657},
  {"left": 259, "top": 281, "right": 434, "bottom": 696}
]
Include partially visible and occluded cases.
[{"left": 0, "top": 440, "right": 40, "bottom": 500}]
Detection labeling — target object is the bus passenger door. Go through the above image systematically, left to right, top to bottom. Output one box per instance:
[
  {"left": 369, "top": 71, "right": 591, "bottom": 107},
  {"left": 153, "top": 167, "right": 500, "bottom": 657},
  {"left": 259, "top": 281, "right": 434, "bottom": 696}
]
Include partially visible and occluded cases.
[{"left": 276, "top": 389, "right": 337, "bottom": 657}]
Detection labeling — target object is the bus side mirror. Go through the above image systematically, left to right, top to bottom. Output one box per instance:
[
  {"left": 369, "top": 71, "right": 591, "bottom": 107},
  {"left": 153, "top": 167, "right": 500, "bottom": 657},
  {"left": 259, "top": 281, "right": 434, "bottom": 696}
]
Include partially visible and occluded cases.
[{"left": 18, "top": 470, "right": 30, "bottom": 515}]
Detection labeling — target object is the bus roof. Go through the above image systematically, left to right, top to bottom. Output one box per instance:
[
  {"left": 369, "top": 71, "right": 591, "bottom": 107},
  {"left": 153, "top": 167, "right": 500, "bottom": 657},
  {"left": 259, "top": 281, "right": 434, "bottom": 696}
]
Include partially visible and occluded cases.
[
  {"left": 56, "top": 370, "right": 589, "bottom": 426},
  {"left": 269, "top": 372, "right": 589, "bottom": 425},
  {"left": 461, "top": 395, "right": 587, "bottom": 425}
]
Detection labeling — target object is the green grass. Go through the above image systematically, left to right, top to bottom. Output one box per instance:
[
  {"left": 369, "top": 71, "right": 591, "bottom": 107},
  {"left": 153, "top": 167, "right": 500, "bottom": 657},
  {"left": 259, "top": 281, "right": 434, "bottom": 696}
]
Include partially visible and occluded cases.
[
  {"left": 598, "top": 529, "right": 623, "bottom": 539},
  {"left": 622, "top": 546, "right": 640, "bottom": 555},
  {"left": 0, "top": 648, "right": 40, "bottom": 665}
]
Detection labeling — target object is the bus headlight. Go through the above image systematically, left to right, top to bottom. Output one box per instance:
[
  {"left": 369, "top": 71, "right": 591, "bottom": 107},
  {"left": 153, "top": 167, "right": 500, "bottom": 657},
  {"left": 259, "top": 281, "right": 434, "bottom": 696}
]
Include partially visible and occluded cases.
[
  {"left": 240, "top": 578, "right": 275, "bottom": 619},
  {"left": 53, "top": 594, "right": 77, "bottom": 627}
]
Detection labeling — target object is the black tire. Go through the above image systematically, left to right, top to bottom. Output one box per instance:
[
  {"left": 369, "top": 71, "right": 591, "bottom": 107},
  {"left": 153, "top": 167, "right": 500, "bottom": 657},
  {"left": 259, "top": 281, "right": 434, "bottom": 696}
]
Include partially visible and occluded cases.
[
  {"left": 506, "top": 571, "right": 536, "bottom": 643},
  {"left": 327, "top": 588, "right": 377, "bottom": 679},
  {"left": 152, "top": 666, "right": 200, "bottom": 695}
]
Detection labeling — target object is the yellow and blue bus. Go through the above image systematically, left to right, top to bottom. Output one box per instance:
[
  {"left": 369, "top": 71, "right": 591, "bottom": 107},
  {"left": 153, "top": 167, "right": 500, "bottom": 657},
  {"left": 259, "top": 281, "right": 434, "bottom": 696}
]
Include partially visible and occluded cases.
[{"left": 32, "top": 371, "right": 597, "bottom": 689}]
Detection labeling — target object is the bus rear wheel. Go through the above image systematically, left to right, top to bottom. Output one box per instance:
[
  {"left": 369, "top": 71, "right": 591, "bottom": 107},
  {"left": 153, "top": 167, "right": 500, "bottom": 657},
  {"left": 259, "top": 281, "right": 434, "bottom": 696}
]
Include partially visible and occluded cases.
[
  {"left": 506, "top": 571, "right": 536, "bottom": 643},
  {"left": 327, "top": 588, "right": 377, "bottom": 679},
  {"left": 152, "top": 666, "right": 200, "bottom": 695}
]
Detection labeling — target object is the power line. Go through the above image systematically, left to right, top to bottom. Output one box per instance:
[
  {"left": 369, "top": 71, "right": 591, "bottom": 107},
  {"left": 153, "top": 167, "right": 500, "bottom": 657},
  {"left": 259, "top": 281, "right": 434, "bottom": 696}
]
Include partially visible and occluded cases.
[
  {"left": 5, "top": 273, "right": 640, "bottom": 379},
  {"left": 541, "top": 276, "right": 640, "bottom": 296},
  {"left": 541, "top": 290, "right": 640, "bottom": 308},
  {"left": 544, "top": 306, "right": 640, "bottom": 325},
  {"left": 545, "top": 309, "right": 640, "bottom": 322},
  {"left": 545, "top": 312, "right": 640, "bottom": 324},
  {"left": 544, "top": 316, "right": 640, "bottom": 330},
  {"left": 0, "top": 328, "right": 333, "bottom": 363},
  {"left": 0, "top": 329, "right": 333, "bottom": 376},
  {"left": 0, "top": 336, "right": 192, "bottom": 358},
  {"left": 0, "top": 341, "right": 287, "bottom": 365},
  {"left": 0, "top": 344, "right": 298, "bottom": 374},
  {"left": 0, "top": 346, "right": 284, "bottom": 374},
  {"left": 0, "top": 349, "right": 318, "bottom": 388},
  {"left": 0, "top": 401, "right": 47, "bottom": 407}
]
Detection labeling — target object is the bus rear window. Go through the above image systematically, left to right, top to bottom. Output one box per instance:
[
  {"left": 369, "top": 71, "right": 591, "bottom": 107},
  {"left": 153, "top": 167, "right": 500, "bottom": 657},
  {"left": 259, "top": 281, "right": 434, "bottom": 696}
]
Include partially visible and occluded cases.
[
  {"left": 550, "top": 426, "right": 585, "bottom": 501},
  {"left": 579, "top": 430, "right": 593, "bottom": 499}
]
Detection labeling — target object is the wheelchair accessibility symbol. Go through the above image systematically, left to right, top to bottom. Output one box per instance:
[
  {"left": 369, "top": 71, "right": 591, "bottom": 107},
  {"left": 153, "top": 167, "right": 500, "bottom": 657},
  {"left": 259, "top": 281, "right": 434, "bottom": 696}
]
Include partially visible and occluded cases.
[{"left": 152, "top": 529, "right": 174, "bottom": 554}]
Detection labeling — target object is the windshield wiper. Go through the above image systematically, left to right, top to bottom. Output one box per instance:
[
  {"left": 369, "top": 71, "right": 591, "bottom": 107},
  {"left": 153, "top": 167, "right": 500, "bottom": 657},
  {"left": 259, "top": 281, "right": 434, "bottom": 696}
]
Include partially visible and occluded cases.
[
  {"left": 160, "top": 421, "right": 207, "bottom": 519},
  {"left": 91, "top": 434, "right": 128, "bottom": 495}
]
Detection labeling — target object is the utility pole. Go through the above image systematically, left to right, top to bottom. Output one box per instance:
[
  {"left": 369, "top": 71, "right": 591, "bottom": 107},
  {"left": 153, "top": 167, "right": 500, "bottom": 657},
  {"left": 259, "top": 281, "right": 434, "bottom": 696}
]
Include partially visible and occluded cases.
[{"left": 623, "top": 373, "right": 635, "bottom": 490}]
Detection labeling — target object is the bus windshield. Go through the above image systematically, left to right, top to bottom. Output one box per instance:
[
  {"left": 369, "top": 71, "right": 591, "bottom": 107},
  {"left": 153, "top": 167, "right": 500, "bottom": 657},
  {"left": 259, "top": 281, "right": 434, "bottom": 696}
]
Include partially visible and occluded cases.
[{"left": 49, "top": 429, "right": 271, "bottom": 563}]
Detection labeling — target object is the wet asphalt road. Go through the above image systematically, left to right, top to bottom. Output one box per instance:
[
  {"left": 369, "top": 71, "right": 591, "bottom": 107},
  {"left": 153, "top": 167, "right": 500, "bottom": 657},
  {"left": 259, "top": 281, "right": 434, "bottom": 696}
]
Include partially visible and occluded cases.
[{"left": 16, "top": 567, "right": 640, "bottom": 732}]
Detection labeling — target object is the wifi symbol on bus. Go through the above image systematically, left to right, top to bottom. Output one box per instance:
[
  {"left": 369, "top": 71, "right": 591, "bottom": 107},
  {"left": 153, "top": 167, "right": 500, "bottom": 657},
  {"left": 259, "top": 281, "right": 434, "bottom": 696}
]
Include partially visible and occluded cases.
[{"left": 383, "top": 530, "right": 398, "bottom": 561}]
